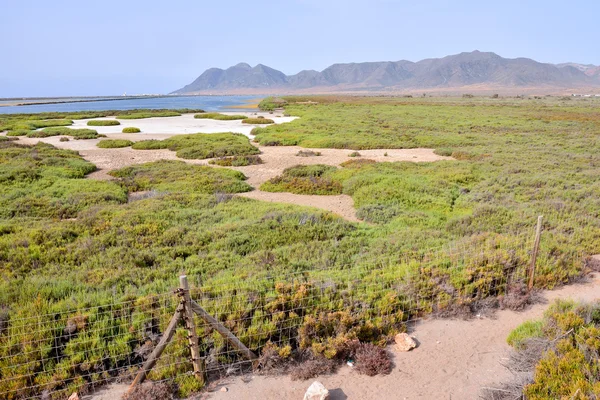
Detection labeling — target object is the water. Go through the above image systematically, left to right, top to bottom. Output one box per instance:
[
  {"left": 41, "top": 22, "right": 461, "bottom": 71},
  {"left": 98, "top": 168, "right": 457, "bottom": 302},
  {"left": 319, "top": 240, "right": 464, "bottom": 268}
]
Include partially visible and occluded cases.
[{"left": 0, "top": 95, "right": 261, "bottom": 114}]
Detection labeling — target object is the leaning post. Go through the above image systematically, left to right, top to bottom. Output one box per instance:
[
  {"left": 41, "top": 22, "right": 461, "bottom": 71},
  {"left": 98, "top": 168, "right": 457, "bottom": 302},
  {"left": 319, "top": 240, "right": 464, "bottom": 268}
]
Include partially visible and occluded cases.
[{"left": 528, "top": 215, "right": 543, "bottom": 290}]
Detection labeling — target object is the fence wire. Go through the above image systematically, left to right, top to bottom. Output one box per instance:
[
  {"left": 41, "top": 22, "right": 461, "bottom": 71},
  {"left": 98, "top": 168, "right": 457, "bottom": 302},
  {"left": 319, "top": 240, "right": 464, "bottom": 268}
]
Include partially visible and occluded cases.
[{"left": 0, "top": 232, "right": 590, "bottom": 400}]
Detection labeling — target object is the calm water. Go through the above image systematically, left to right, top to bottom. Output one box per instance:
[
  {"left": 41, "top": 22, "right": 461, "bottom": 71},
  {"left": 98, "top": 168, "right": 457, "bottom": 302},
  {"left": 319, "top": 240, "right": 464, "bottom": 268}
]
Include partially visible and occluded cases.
[{"left": 0, "top": 95, "right": 261, "bottom": 114}]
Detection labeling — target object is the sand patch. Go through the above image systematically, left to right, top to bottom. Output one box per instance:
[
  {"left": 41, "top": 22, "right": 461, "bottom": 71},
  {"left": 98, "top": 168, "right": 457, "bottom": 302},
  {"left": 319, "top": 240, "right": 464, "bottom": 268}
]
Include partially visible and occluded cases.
[{"left": 67, "top": 112, "right": 294, "bottom": 137}]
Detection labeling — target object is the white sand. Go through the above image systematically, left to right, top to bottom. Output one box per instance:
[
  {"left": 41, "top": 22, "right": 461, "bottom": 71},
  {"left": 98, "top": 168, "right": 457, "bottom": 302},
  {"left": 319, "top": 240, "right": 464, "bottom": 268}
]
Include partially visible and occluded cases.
[{"left": 68, "top": 112, "right": 297, "bottom": 137}]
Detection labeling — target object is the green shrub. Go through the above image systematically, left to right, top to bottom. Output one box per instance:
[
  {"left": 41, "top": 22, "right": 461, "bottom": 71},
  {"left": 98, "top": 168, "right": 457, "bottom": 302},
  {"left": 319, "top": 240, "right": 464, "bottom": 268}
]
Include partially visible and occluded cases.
[
  {"left": 258, "top": 97, "right": 288, "bottom": 111},
  {"left": 194, "top": 113, "right": 247, "bottom": 120},
  {"left": 242, "top": 118, "right": 275, "bottom": 124},
  {"left": 87, "top": 120, "right": 121, "bottom": 126},
  {"left": 28, "top": 127, "right": 100, "bottom": 139},
  {"left": 122, "top": 127, "right": 141, "bottom": 133},
  {"left": 5, "top": 129, "right": 32, "bottom": 137},
  {"left": 132, "top": 133, "right": 260, "bottom": 160},
  {"left": 97, "top": 139, "right": 134, "bottom": 149},
  {"left": 434, "top": 148, "right": 453, "bottom": 157},
  {"left": 296, "top": 150, "right": 321, "bottom": 157},
  {"left": 348, "top": 151, "right": 361, "bottom": 157},
  {"left": 209, "top": 155, "right": 263, "bottom": 166},
  {"left": 109, "top": 160, "right": 252, "bottom": 193},
  {"left": 261, "top": 164, "right": 342, "bottom": 195},
  {"left": 506, "top": 320, "right": 544, "bottom": 349}
]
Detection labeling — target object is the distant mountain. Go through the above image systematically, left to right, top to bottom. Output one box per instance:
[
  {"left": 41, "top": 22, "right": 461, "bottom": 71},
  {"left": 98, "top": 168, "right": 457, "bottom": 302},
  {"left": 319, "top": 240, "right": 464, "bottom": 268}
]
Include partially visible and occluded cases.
[{"left": 172, "top": 51, "right": 600, "bottom": 94}]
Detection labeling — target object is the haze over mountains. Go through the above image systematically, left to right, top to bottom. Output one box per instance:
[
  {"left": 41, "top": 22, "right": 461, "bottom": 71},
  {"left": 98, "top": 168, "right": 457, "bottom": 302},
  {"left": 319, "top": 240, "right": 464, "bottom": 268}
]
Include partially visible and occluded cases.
[{"left": 172, "top": 51, "right": 600, "bottom": 95}]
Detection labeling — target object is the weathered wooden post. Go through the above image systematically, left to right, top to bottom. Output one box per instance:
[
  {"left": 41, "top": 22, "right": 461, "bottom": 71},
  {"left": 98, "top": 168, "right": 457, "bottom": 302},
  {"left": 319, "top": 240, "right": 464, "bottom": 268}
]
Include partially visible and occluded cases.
[
  {"left": 528, "top": 215, "right": 543, "bottom": 290},
  {"left": 179, "top": 275, "right": 206, "bottom": 385},
  {"left": 128, "top": 305, "right": 183, "bottom": 392}
]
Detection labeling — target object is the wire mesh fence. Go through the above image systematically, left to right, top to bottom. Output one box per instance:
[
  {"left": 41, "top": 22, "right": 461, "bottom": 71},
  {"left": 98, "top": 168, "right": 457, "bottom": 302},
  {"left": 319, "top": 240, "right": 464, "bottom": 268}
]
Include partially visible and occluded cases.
[{"left": 0, "top": 230, "right": 591, "bottom": 400}]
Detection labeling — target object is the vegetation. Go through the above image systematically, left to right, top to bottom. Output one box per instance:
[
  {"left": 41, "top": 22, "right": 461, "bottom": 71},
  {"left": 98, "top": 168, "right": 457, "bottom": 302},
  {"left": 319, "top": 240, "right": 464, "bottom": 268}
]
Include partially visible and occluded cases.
[
  {"left": 1, "top": 97, "right": 600, "bottom": 397},
  {"left": 258, "top": 97, "right": 288, "bottom": 111},
  {"left": 116, "top": 109, "right": 204, "bottom": 120},
  {"left": 194, "top": 113, "right": 247, "bottom": 120},
  {"left": 242, "top": 118, "right": 275, "bottom": 124},
  {"left": 87, "top": 120, "right": 121, "bottom": 126},
  {"left": 28, "top": 127, "right": 101, "bottom": 139},
  {"left": 122, "top": 127, "right": 141, "bottom": 133},
  {"left": 132, "top": 132, "right": 260, "bottom": 159},
  {"left": 97, "top": 139, "right": 134, "bottom": 148},
  {"left": 296, "top": 150, "right": 321, "bottom": 157},
  {"left": 209, "top": 155, "right": 263, "bottom": 166},
  {"left": 261, "top": 164, "right": 343, "bottom": 195},
  {"left": 496, "top": 300, "right": 600, "bottom": 399}
]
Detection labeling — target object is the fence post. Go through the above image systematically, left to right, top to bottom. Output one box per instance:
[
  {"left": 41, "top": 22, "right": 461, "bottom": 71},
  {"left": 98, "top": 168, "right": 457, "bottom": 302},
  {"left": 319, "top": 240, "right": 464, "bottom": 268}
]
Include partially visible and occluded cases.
[
  {"left": 528, "top": 215, "right": 543, "bottom": 290},
  {"left": 179, "top": 275, "right": 206, "bottom": 385},
  {"left": 128, "top": 305, "right": 183, "bottom": 392}
]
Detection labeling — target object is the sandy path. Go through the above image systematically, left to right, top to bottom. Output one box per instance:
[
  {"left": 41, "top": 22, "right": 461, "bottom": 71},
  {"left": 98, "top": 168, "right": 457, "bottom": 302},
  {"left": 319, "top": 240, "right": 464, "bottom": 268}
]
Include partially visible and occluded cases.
[
  {"left": 17, "top": 127, "right": 450, "bottom": 220},
  {"left": 88, "top": 273, "right": 600, "bottom": 400}
]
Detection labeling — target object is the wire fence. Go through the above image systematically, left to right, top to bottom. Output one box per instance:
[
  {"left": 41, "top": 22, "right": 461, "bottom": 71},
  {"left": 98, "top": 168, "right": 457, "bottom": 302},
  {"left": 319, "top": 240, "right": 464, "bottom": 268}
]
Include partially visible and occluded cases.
[{"left": 0, "top": 230, "right": 591, "bottom": 400}]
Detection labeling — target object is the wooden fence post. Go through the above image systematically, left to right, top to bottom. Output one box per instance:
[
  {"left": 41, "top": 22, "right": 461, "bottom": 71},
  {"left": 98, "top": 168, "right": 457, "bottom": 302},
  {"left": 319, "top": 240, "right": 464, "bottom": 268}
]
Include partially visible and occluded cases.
[
  {"left": 528, "top": 215, "right": 543, "bottom": 290},
  {"left": 179, "top": 275, "right": 206, "bottom": 385},
  {"left": 189, "top": 299, "right": 258, "bottom": 361},
  {"left": 128, "top": 305, "right": 183, "bottom": 392}
]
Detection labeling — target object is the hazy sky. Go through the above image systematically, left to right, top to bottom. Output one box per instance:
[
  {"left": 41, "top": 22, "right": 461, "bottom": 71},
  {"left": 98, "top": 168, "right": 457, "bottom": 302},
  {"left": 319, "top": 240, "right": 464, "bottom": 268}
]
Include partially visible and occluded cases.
[{"left": 1, "top": 0, "right": 598, "bottom": 97}]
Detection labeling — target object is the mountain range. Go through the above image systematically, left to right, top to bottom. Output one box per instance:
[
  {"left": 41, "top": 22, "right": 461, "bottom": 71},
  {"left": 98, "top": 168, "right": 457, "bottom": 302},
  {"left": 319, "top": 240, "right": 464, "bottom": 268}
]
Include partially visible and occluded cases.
[{"left": 172, "top": 51, "right": 600, "bottom": 95}]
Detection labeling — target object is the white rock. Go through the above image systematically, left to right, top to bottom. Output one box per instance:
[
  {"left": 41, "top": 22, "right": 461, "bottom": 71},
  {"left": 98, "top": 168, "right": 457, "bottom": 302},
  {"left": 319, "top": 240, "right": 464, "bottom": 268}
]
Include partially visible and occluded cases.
[
  {"left": 394, "top": 333, "right": 417, "bottom": 352},
  {"left": 303, "top": 381, "right": 329, "bottom": 400},
  {"left": 220, "top": 387, "right": 228, "bottom": 392},
  {"left": 67, "top": 394, "right": 79, "bottom": 400}
]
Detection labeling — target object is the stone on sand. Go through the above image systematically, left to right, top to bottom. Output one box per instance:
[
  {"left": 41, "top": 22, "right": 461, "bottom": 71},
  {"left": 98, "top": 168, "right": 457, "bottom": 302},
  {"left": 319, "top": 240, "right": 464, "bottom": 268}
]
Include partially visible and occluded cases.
[
  {"left": 395, "top": 333, "right": 417, "bottom": 352},
  {"left": 303, "top": 381, "right": 329, "bottom": 400}
]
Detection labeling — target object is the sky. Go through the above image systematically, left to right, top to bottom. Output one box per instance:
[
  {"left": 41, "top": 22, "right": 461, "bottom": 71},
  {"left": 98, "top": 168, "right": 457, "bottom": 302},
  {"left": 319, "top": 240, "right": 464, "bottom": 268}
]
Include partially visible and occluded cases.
[{"left": 1, "top": 0, "right": 598, "bottom": 97}]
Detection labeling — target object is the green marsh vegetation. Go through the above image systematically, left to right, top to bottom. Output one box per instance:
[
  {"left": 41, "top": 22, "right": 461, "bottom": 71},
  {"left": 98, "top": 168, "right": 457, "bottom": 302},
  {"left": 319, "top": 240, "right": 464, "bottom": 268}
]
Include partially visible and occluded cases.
[
  {"left": 1, "top": 97, "right": 600, "bottom": 396},
  {"left": 116, "top": 109, "right": 204, "bottom": 120},
  {"left": 194, "top": 113, "right": 247, "bottom": 120},
  {"left": 242, "top": 117, "right": 274, "bottom": 124},
  {"left": 87, "top": 120, "right": 121, "bottom": 126},
  {"left": 28, "top": 127, "right": 102, "bottom": 139},
  {"left": 122, "top": 127, "right": 141, "bottom": 133},
  {"left": 132, "top": 132, "right": 260, "bottom": 159},
  {"left": 96, "top": 139, "right": 134, "bottom": 148},
  {"left": 208, "top": 155, "right": 263, "bottom": 166},
  {"left": 261, "top": 164, "right": 343, "bottom": 195},
  {"left": 490, "top": 300, "right": 600, "bottom": 399}
]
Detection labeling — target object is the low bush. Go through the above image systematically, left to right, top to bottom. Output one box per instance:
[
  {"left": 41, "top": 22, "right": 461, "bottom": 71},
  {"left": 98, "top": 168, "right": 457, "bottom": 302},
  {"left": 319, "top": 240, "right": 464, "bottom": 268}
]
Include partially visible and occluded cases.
[
  {"left": 258, "top": 97, "right": 288, "bottom": 111},
  {"left": 194, "top": 113, "right": 247, "bottom": 120},
  {"left": 242, "top": 118, "right": 275, "bottom": 124},
  {"left": 87, "top": 120, "right": 120, "bottom": 126},
  {"left": 28, "top": 127, "right": 100, "bottom": 139},
  {"left": 122, "top": 127, "right": 141, "bottom": 133},
  {"left": 5, "top": 129, "right": 32, "bottom": 137},
  {"left": 132, "top": 133, "right": 260, "bottom": 160},
  {"left": 0, "top": 136, "right": 18, "bottom": 142},
  {"left": 59, "top": 137, "right": 70, "bottom": 142},
  {"left": 97, "top": 139, "right": 134, "bottom": 149},
  {"left": 434, "top": 148, "right": 453, "bottom": 157},
  {"left": 296, "top": 150, "right": 321, "bottom": 157},
  {"left": 348, "top": 151, "right": 361, "bottom": 157},
  {"left": 209, "top": 155, "right": 263, "bottom": 166},
  {"left": 339, "top": 159, "right": 376, "bottom": 168},
  {"left": 109, "top": 160, "right": 252, "bottom": 193},
  {"left": 261, "top": 164, "right": 342, "bottom": 195},
  {"left": 487, "top": 300, "right": 600, "bottom": 400},
  {"left": 353, "top": 342, "right": 393, "bottom": 376}
]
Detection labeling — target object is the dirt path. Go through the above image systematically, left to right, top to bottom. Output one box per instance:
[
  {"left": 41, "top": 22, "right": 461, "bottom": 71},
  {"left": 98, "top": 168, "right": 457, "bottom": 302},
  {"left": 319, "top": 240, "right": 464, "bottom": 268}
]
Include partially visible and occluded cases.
[
  {"left": 16, "top": 131, "right": 450, "bottom": 220},
  {"left": 88, "top": 273, "right": 600, "bottom": 400}
]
